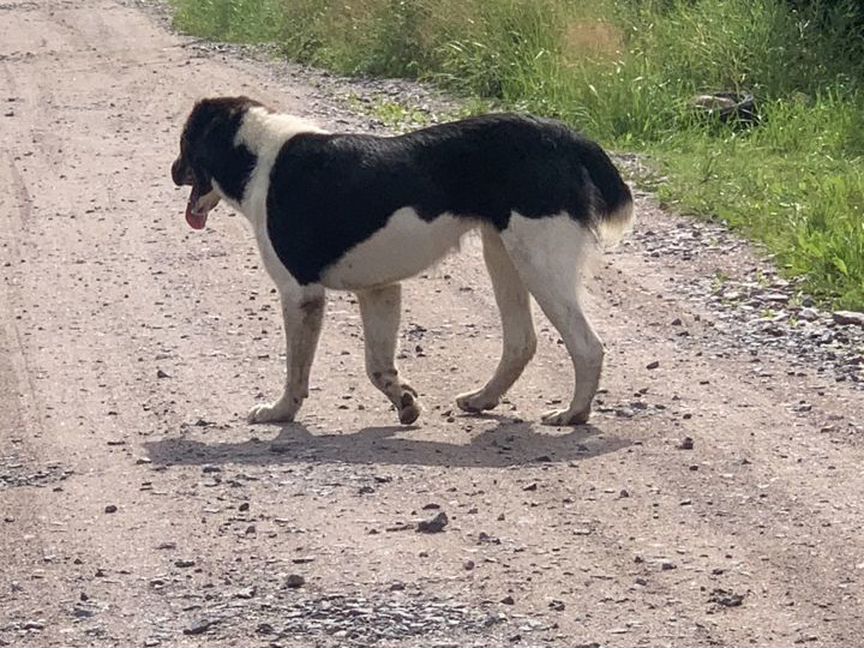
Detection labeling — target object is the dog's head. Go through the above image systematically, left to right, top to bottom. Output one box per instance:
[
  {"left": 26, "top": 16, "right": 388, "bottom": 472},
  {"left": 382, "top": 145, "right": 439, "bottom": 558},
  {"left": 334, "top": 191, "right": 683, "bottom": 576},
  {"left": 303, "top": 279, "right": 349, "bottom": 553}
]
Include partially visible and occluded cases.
[{"left": 171, "top": 96, "right": 262, "bottom": 229}]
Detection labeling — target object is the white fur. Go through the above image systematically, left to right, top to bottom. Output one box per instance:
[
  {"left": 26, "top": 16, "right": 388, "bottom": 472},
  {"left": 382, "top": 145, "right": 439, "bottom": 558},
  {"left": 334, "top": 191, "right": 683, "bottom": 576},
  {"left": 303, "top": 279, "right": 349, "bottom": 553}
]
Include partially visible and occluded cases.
[
  {"left": 321, "top": 209, "right": 474, "bottom": 290},
  {"left": 500, "top": 213, "right": 603, "bottom": 425}
]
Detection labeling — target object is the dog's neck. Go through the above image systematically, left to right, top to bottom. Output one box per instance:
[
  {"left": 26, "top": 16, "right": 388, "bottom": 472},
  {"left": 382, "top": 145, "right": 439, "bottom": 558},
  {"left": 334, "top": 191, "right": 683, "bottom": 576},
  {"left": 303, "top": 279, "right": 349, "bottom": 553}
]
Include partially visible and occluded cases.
[{"left": 218, "top": 106, "right": 327, "bottom": 217}]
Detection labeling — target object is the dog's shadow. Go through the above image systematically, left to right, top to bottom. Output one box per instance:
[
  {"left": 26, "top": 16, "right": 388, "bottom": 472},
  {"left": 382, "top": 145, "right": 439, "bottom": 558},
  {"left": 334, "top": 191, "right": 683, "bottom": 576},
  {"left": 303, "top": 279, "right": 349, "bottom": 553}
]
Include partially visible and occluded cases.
[{"left": 144, "top": 414, "right": 629, "bottom": 469}]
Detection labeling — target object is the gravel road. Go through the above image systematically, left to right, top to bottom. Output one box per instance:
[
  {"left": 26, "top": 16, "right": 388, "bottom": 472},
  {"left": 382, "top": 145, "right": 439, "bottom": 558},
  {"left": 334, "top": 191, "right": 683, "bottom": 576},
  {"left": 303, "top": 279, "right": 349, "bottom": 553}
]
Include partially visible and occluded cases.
[{"left": 2, "top": 1, "right": 863, "bottom": 646}]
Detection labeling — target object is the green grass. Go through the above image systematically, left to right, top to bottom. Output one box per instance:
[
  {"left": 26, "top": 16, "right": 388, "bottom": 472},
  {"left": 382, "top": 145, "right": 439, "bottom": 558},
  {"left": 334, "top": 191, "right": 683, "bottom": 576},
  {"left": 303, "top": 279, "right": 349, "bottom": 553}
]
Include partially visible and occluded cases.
[{"left": 170, "top": 0, "right": 864, "bottom": 309}]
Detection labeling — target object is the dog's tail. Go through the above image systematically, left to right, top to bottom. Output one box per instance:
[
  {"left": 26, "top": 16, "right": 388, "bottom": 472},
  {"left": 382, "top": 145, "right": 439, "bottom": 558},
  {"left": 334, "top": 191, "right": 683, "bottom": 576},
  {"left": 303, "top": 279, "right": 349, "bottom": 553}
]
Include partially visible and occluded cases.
[{"left": 583, "top": 145, "right": 634, "bottom": 246}]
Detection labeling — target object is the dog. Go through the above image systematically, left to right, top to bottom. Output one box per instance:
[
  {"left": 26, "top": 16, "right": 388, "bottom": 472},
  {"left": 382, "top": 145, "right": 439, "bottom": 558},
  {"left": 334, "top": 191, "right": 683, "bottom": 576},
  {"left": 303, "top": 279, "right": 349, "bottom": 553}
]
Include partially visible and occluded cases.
[{"left": 171, "top": 97, "right": 633, "bottom": 426}]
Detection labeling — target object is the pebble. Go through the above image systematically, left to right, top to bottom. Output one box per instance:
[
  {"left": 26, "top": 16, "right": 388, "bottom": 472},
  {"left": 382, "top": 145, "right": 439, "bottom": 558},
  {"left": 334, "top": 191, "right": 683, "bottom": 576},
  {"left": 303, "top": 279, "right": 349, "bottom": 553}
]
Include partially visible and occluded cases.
[
  {"left": 834, "top": 310, "right": 864, "bottom": 327},
  {"left": 678, "top": 437, "right": 694, "bottom": 450},
  {"left": 104, "top": 505, "right": 117, "bottom": 514},
  {"left": 417, "top": 511, "right": 448, "bottom": 533},
  {"left": 285, "top": 574, "right": 305, "bottom": 588},
  {"left": 183, "top": 618, "right": 216, "bottom": 635}
]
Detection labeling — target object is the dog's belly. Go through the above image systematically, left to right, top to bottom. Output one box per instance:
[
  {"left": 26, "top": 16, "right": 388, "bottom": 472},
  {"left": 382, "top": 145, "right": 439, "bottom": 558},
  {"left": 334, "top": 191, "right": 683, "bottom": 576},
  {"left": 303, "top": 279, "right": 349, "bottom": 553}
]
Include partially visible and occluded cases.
[{"left": 321, "top": 207, "right": 475, "bottom": 290}]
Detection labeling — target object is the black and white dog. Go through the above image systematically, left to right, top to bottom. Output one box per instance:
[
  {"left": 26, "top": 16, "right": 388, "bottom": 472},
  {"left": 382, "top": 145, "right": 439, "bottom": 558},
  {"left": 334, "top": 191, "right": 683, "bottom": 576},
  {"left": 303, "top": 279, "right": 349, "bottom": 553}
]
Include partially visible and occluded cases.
[{"left": 171, "top": 97, "right": 633, "bottom": 426}]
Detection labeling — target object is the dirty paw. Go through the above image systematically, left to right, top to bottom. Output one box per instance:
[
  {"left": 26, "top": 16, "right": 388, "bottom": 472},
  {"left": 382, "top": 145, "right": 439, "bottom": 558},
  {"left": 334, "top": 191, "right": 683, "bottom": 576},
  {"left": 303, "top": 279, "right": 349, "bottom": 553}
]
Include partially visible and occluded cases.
[
  {"left": 397, "top": 389, "right": 422, "bottom": 425},
  {"left": 455, "top": 389, "right": 500, "bottom": 413},
  {"left": 247, "top": 401, "right": 297, "bottom": 424},
  {"left": 540, "top": 407, "right": 590, "bottom": 426}
]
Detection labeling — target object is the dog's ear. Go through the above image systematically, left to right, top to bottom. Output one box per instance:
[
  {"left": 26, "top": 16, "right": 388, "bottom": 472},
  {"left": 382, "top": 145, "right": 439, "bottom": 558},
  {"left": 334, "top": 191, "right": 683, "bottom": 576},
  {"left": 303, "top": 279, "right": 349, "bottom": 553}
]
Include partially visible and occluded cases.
[{"left": 183, "top": 97, "right": 259, "bottom": 179}]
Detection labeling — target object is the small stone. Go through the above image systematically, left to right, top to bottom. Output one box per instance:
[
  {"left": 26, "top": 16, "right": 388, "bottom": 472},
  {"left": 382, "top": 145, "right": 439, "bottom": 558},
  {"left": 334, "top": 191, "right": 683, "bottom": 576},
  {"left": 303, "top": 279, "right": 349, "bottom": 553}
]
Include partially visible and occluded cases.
[
  {"left": 799, "top": 307, "right": 819, "bottom": 321},
  {"left": 833, "top": 311, "right": 864, "bottom": 327},
  {"left": 646, "top": 360, "right": 660, "bottom": 370},
  {"left": 156, "top": 369, "right": 170, "bottom": 379},
  {"left": 677, "top": 436, "right": 694, "bottom": 450},
  {"left": 522, "top": 482, "right": 538, "bottom": 491},
  {"left": 238, "top": 502, "right": 250, "bottom": 512},
  {"left": 104, "top": 505, "right": 117, "bottom": 514},
  {"left": 417, "top": 511, "right": 448, "bottom": 533},
  {"left": 174, "top": 559, "right": 195, "bottom": 568},
  {"left": 464, "top": 560, "right": 476, "bottom": 570},
  {"left": 661, "top": 561, "right": 677, "bottom": 571},
  {"left": 284, "top": 574, "right": 305, "bottom": 588},
  {"left": 389, "top": 581, "right": 406, "bottom": 591},
  {"left": 234, "top": 586, "right": 256, "bottom": 599},
  {"left": 709, "top": 588, "right": 745, "bottom": 607},
  {"left": 500, "top": 595, "right": 515, "bottom": 605},
  {"left": 548, "top": 599, "right": 565, "bottom": 611},
  {"left": 183, "top": 618, "right": 215, "bottom": 635},
  {"left": 22, "top": 621, "right": 44, "bottom": 631}
]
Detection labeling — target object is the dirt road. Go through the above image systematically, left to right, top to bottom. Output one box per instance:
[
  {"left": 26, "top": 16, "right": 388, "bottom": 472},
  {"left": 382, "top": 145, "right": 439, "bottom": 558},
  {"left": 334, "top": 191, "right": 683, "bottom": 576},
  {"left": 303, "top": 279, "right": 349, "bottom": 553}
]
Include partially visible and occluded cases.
[{"left": 2, "top": 1, "right": 864, "bottom": 646}]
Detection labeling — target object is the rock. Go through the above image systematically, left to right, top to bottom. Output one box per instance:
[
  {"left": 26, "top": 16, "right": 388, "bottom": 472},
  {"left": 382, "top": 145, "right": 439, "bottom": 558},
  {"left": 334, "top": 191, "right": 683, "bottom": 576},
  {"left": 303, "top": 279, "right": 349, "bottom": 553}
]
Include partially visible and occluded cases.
[
  {"left": 799, "top": 307, "right": 819, "bottom": 321},
  {"left": 833, "top": 311, "right": 864, "bottom": 327},
  {"left": 646, "top": 360, "right": 660, "bottom": 370},
  {"left": 156, "top": 369, "right": 170, "bottom": 379},
  {"left": 677, "top": 436, "right": 694, "bottom": 450},
  {"left": 522, "top": 482, "right": 538, "bottom": 491},
  {"left": 104, "top": 504, "right": 117, "bottom": 514},
  {"left": 417, "top": 511, "right": 448, "bottom": 533},
  {"left": 174, "top": 559, "right": 195, "bottom": 568},
  {"left": 463, "top": 560, "right": 476, "bottom": 570},
  {"left": 285, "top": 574, "right": 305, "bottom": 588},
  {"left": 234, "top": 586, "right": 256, "bottom": 599},
  {"left": 709, "top": 588, "right": 745, "bottom": 607},
  {"left": 500, "top": 595, "right": 515, "bottom": 605},
  {"left": 548, "top": 599, "right": 566, "bottom": 611},
  {"left": 183, "top": 618, "right": 216, "bottom": 635},
  {"left": 22, "top": 620, "right": 45, "bottom": 631}
]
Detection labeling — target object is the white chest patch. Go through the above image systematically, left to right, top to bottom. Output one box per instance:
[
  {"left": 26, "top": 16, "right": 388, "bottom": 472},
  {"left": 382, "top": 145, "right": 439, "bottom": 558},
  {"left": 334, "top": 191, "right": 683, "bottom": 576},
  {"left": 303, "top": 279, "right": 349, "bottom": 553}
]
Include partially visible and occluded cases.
[{"left": 321, "top": 208, "right": 476, "bottom": 290}]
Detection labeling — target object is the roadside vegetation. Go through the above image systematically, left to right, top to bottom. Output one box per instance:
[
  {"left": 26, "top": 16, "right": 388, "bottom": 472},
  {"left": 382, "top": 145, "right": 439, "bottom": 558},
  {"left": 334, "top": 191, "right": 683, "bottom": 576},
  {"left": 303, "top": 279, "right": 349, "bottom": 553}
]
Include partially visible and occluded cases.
[{"left": 171, "top": 0, "right": 864, "bottom": 309}]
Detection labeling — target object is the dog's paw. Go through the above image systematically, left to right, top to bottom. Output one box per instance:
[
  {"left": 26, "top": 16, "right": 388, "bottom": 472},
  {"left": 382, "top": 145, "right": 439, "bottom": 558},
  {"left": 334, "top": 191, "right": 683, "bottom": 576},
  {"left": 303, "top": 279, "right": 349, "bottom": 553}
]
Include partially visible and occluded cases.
[
  {"left": 455, "top": 389, "right": 500, "bottom": 413},
  {"left": 397, "top": 390, "right": 422, "bottom": 425},
  {"left": 247, "top": 402, "right": 296, "bottom": 424},
  {"left": 540, "top": 407, "right": 590, "bottom": 427}
]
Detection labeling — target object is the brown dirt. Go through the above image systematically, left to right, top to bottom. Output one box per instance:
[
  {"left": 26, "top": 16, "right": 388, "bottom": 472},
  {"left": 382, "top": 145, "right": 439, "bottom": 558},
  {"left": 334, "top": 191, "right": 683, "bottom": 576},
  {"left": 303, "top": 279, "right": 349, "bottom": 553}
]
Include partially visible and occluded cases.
[{"left": 1, "top": 1, "right": 863, "bottom": 646}]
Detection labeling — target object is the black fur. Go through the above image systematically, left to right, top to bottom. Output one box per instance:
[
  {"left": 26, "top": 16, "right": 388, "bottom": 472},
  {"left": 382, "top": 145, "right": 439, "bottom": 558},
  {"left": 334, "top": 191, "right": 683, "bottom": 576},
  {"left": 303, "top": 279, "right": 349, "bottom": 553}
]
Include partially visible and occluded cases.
[
  {"left": 173, "top": 97, "right": 260, "bottom": 202},
  {"left": 265, "top": 114, "right": 631, "bottom": 285}
]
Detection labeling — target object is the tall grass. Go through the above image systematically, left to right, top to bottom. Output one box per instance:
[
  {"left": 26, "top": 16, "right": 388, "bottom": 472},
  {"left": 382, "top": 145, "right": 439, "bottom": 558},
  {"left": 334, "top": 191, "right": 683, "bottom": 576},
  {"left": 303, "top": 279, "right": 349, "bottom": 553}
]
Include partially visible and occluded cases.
[{"left": 171, "top": 0, "right": 864, "bottom": 309}]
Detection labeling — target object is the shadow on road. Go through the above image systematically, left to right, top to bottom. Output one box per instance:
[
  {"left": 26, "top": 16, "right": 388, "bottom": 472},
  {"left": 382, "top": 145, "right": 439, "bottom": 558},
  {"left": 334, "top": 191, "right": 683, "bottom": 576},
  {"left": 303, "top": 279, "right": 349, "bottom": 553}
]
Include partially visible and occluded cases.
[{"left": 144, "top": 415, "right": 631, "bottom": 468}]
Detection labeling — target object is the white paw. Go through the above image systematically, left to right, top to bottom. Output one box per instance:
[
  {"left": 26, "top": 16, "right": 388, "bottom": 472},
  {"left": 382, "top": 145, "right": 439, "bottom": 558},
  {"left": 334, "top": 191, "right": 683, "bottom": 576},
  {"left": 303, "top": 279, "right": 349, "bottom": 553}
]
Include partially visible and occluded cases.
[
  {"left": 455, "top": 389, "right": 500, "bottom": 413},
  {"left": 247, "top": 401, "right": 296, "bottom": 424},
  {"left": 541, "top": 407, "right": 590, "bottom": 427}
]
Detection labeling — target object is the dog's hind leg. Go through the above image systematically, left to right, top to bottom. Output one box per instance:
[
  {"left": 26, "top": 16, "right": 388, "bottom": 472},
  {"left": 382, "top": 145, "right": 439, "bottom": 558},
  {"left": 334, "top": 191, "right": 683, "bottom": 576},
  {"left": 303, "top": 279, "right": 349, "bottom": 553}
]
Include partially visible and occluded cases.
[
  {"left": 501, "top": 215, "right": 603, "bottom": 426},
  {"left": 456, "top": 226, "right": 536, "bottom": 413},
  {"left": 357, "top": 284, "right": 421, "bottom": 425},
  {"left": 248, "top": 286, "right": 325, "bottom": 423}
]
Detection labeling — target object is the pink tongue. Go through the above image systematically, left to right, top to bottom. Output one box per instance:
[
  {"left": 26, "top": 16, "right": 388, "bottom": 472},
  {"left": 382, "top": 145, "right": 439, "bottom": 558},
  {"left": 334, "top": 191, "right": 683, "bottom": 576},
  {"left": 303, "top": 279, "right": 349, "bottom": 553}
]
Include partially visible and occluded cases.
[
  {"left": 185, "top": 186, "right": 207, "bottom": 230},
  {"left": 185, "top": 202, "right": 207, "bottom": 230}
]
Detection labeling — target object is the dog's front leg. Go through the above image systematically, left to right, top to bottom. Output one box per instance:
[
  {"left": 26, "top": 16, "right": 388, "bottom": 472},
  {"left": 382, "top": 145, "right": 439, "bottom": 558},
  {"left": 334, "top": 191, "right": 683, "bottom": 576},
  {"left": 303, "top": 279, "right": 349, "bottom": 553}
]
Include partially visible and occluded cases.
[
  {"left": 357, "top": 284, "right": 421, "bottom": 425},
  {"left": 248, "top": 287, "right": 325, "bottom": 424}
]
